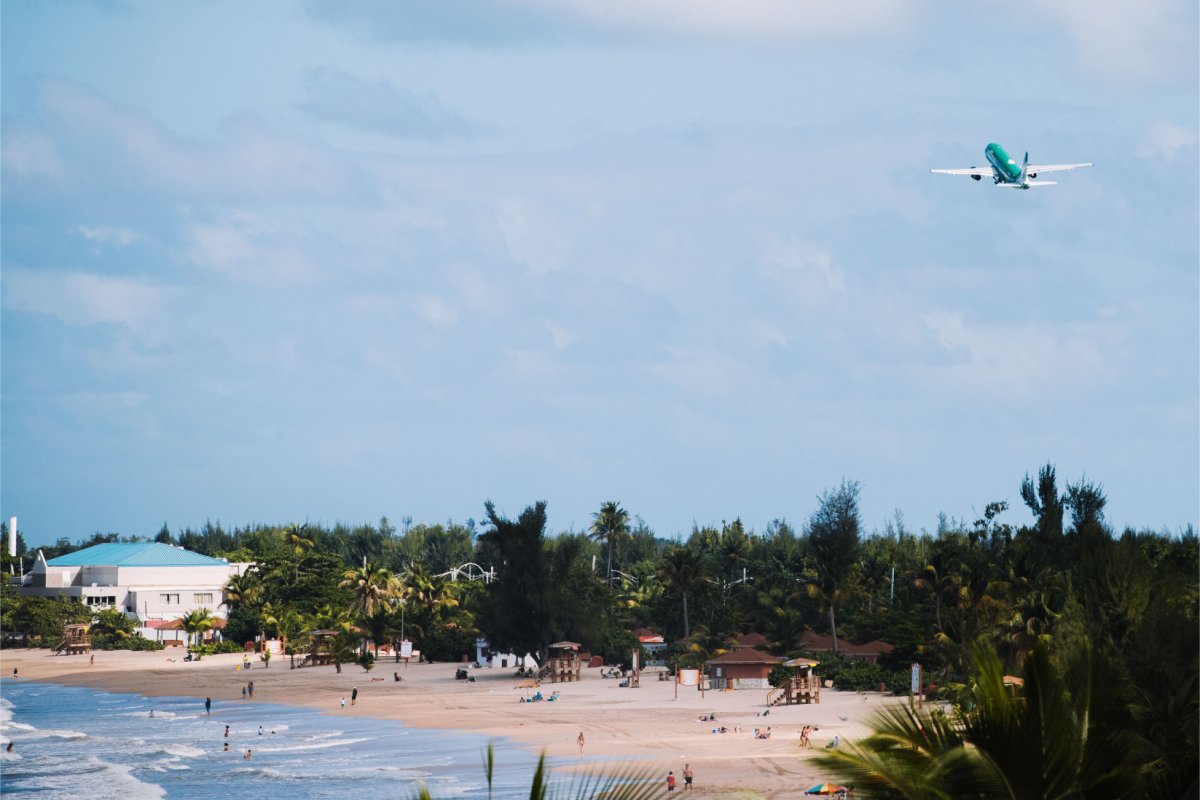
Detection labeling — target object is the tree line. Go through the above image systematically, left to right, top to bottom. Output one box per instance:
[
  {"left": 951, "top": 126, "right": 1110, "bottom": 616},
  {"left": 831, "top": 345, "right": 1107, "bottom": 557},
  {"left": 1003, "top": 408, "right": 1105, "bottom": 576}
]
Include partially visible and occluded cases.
[{"left": 1, "top": 463, "right": 1195, "bottom": 794}]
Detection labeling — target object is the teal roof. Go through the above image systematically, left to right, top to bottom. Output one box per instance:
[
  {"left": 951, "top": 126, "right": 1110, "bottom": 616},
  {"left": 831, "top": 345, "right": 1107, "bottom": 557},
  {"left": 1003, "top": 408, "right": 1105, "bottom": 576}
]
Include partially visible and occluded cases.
[{"left": 46, "top": 542, "right": 229, "bottom": 568}]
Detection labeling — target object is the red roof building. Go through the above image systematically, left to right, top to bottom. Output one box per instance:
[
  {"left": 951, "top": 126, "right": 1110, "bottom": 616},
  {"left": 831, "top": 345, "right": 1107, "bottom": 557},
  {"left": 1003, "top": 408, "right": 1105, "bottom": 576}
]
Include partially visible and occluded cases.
[{"left": 705, "top": 647, "right": 782, "bottom": 690}]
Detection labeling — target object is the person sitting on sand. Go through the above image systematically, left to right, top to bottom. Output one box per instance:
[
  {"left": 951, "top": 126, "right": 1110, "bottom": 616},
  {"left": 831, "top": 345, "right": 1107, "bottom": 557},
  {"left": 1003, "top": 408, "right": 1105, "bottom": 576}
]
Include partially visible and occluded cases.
[{"left": 394, "top": 672, "right": 402, "bottom": 682}]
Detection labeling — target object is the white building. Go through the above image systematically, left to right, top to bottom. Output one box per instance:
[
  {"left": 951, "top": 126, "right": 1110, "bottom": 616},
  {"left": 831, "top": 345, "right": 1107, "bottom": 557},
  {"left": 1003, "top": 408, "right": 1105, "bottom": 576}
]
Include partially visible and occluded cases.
[{"left": 20, "top": 542, "right": 249, "bottom": 639}]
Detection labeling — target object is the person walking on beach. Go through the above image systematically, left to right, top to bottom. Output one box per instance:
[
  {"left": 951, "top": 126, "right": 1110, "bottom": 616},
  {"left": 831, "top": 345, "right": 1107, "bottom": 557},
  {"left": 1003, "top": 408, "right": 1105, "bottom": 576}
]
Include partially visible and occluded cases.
[
  {"left": 90, "top": 654, "right": 95, "bottom": 667},
  {"left": 11, "top": 668, "right": 17, "bottom": 679},
  {"left": 247, "top": 681, "right": 255, "bottom": 698},
  {"left": 242, "top": 686, "right": 247, "bottom": 699},
  {"left": 351, "top": 686, "right": 358, "bottom": 706},
  {"left": 205, "top": 697, "right": 212, "bottom": 715},
  {"left": 340, "top": 697, "right": 346, "bottom": 708},
  {"left": 577, "top": 731, "right": 585, "bottom": 754},
  {"left": 683, "top": 764, "right": 693, "bottom": 791},
  {"left": 666, "top": 771, "right": 676, "bottom": 794}
]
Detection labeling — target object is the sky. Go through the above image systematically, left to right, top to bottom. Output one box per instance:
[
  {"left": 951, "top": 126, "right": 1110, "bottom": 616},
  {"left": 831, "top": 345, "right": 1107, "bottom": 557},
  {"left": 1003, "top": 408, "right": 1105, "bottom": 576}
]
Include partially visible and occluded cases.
[{"left": 2, "top": 0, "right": 1197, "bottom": 549}]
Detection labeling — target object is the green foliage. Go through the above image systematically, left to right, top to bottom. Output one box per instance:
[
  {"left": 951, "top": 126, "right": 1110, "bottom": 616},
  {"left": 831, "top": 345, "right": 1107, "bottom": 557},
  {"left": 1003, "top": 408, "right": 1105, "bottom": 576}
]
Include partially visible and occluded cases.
[
  {"left": 475, "top": 501, "right": 553, "bottom": 660},
  {"left": 2, "top": 594, "right": 92, "bottom": 645},
  {"left": 90, "top": 607, "right": 136, "bottom": 638},
  {"left": 421, "top": 624, "right": 476, "bottom": 662},
  {"left": 91, "top": 633, "right": 165, "bottom": 651},
  {"left": 188, "top": 639, "right": 243, "bottom": 656},
  {"left": 817, "top": 641, "right": 1150, "bottom": 798},
  {"left": 357, "top": 650, "right": 375, "bottom": 671},
  {"left": 767, "top": 663, "right": 792, "bottom": 688},
  {"left": 413, "top": 743, "right": 663, "bottom": 800}
]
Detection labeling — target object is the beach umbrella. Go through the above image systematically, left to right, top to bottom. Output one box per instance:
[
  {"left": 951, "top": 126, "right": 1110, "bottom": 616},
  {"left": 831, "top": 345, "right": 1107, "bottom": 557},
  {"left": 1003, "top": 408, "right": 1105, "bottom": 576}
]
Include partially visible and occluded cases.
[{"left": 804, "top": 783, "right": 848, "bottom": 794}]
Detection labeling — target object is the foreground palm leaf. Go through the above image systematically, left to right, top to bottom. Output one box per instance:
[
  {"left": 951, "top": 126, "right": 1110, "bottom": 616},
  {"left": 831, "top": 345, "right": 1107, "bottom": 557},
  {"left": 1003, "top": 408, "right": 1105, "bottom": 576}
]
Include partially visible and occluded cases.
[
  {"left": 815, "top": 641, "right": 1147, "bottom": 798},
  {"left": 412, "top": 744, "right": 659, "bottom": 800}
]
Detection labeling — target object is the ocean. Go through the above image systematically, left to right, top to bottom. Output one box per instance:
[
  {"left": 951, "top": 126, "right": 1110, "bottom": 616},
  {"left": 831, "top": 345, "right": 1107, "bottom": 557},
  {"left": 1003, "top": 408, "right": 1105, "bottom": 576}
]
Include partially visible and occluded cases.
[{"left": 0, "top": 681, "right": 562, "bottom": 799}]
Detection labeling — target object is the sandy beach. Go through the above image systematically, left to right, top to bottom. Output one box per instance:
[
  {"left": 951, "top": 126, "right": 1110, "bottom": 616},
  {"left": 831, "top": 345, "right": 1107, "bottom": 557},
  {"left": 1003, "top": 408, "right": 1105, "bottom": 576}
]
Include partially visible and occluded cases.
[{"left": 0, "top": 647, "right": 906, "bottom": 796}]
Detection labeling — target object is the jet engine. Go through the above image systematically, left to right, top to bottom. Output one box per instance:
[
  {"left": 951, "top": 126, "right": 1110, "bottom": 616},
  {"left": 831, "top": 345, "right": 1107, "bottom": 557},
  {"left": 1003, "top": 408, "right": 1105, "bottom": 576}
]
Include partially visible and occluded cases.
[
  {"left": 1027, "top": 172, "right": 1037, "bottom": 179},
  {"left": 970, "top": 174, "right": 982, "bottom": 181}
]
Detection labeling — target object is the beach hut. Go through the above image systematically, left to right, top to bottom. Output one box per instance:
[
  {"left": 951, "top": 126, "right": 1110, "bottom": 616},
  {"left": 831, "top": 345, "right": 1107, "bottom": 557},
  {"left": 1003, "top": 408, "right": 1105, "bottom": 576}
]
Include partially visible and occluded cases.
[
  {"left": 541, "top": 641, "right": 582, "bottom": 683},
  {"left": 705, "top": 648, "right": 782, "bottom": 690},
  {"left": 767, "top": 657, "right": 821, "bottom": 706}
]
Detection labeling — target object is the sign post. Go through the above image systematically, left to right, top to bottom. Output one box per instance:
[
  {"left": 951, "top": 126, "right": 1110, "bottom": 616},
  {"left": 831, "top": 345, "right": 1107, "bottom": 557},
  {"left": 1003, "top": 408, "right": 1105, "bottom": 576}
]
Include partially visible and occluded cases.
[
  {"left": 401, "top": 639, "right": 413, "bottom": 667},
  {"left": 910, "top": 663, "right": 922, "bottom": 708}
]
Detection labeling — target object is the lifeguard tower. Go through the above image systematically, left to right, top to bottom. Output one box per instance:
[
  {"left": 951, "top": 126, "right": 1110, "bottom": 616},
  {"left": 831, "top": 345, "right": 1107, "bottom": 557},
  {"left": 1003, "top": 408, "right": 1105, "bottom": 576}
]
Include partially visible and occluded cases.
[
  {"left": 59, "top": 623, "right": 92, "bottom": 655},
  {"left": 304, "top": 629, "right": 340, "bottom": 667},
  {"left": 540, "top": 641, "right": 582, "bottom": 683},
  {"left": 766, "top": 657, "right": 821, "bottom": 707}
]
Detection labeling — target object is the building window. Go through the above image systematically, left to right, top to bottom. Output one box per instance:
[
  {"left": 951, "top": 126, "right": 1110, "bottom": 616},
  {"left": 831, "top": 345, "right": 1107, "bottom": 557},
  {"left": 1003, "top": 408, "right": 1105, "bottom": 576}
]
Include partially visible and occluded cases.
[
  {"left": 160, "top": 593, "right": 180, "bottom": 604},
  {"left": 193, "top": 593, "right": 213, "bottom": 605},
  {"left": 87, "top": 596, "right": 116, "bottom": 608}
]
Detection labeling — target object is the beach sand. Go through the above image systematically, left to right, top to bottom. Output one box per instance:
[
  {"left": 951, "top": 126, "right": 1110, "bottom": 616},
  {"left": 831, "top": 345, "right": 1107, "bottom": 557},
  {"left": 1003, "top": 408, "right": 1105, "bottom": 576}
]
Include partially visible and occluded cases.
[{"left": 1, "top": 648, "right": 906, "bottom": 796}]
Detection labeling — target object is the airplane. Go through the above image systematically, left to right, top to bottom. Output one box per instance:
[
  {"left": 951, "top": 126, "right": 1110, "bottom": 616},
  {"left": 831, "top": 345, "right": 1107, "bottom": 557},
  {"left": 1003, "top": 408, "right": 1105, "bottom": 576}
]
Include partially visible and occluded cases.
[{"left": 931, "top": 143, "right": 1092, "bottom": 189}]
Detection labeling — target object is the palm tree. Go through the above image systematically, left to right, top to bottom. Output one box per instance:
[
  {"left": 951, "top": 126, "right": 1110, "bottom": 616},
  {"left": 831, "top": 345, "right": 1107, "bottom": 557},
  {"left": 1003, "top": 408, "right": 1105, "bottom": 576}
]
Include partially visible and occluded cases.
[
  {"left": 589, "top": 501, "right": 631, "bottom": 585},
  {"left": 285, "top": 523, "right": 315, "bottom": 583},
  {"left": 657, "top": 546, "right": 707, "bottom": 638},
  {"left": 340, "top": 563, "right": 403, "bottom": 652},
  {"left": 221, "top": 569, "right": 262, "bottom": 611},
  {"left": 180, "top": 608, "right": 215, "bottom": 648},
  {"left": 816, "top": 641, "right": 1147, "bottom": 798}
]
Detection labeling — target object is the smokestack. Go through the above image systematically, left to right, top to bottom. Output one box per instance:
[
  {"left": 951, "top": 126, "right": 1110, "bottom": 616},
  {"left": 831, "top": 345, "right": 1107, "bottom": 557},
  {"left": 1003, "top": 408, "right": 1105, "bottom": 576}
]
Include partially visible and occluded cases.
[{"left": 8, "top": 517, "right": 16, "bottom": 558}]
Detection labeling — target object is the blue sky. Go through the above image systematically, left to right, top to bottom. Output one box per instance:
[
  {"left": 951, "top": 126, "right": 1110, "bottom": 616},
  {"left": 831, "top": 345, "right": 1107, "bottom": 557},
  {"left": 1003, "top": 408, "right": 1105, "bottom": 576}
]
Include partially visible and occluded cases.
[{"left": 2, "top": 0, "right": 1197, "bottom": 548}]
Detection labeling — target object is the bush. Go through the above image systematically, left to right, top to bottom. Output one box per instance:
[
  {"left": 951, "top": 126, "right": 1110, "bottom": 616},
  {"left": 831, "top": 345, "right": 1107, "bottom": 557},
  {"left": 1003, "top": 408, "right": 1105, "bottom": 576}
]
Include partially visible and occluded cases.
[
  {"left": 422, "top": 625, "right": 476, "bottom": 662},
  {"left": 91, "top": 633, "right": 165, "bottom": 651},
  {"left": 188, "top": 640, "right": 243, "bottom": 657},
  {"left": 357, "top": 651, "right": 375, "bottom": 672},
  {"left": 814, "top": 653, "right": 889, "bottom": 692},
  {"left": 768, "top": 663, "right": 793, "bottom": 688}
]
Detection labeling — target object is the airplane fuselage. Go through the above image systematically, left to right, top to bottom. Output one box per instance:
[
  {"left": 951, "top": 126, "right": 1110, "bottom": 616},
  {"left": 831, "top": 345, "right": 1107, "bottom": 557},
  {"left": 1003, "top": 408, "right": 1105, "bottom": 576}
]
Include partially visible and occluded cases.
[{"left": 984, "top": 143, "right": 1023, "bottom": 184}]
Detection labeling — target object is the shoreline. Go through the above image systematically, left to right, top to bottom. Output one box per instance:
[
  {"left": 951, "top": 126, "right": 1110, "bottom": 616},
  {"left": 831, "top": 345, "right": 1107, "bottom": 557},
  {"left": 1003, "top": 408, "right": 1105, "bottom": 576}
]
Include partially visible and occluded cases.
[{"left": 1, "top": 648, "right": 900, "bottom": 796}]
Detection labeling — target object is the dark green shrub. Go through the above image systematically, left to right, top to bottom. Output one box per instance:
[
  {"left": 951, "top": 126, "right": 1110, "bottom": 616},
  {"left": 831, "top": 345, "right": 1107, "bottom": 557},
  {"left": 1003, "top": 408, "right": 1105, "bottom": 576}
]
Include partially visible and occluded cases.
[{"left": 91, "top": 633, "right": 165, "bottom": 651}]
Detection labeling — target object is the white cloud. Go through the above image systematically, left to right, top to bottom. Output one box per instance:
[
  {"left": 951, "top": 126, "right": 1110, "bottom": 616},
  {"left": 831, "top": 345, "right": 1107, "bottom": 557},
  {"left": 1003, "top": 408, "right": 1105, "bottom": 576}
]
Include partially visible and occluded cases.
[
  {"left": 520, "top": 0, "right": 917, "bottom": 40},
  {"left": 1021, "top": 0, "right": 1194, "bottom": 84},
  {"left": 297, "top": 67, "right": 473, "bottom": 139},
  {"left": 38, "top": 79, "right": 350, "bottom": 201},
  {"left": 1136, "top": 121, "right": 1198, "bottom": 161},
  {"left": 1, "top": 131, "right": 63, "bottom": 177},
  {"left": 495, "top": 198, "right": 572, "bottom": 276},
  {"left": 186, "top": 215, "right": 319, "bottom": 285},
  {"left": 77, "top": 225, "right": 139, "bottom": 247},
  {"left": 760, "top": 237, "right": 845, "bottom": 305},
  {"left": 3, "top": 268, "right": 172, "bottom": 329},
  {"left": 411, "top": 293, "right": 460, "bottom": 326},
  {"left": 920, "top": 311, "right": 1117, "bottom": 397},
  {"left": 544, "top": 321, "right": 575, "bottom": 349},
  {"left": 644, "top": 346, "right": 749, "bottom": 395}
]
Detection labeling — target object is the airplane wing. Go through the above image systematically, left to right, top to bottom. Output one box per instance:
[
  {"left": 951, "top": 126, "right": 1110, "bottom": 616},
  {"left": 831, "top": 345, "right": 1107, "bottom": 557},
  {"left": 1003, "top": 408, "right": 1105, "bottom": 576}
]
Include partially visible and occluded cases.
[
  {"left": 1026, "top": 162, "right": 1092, "bottom": 173},
  {"left": 930, "top": 167, "right": 993, "bottom": 176}
]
